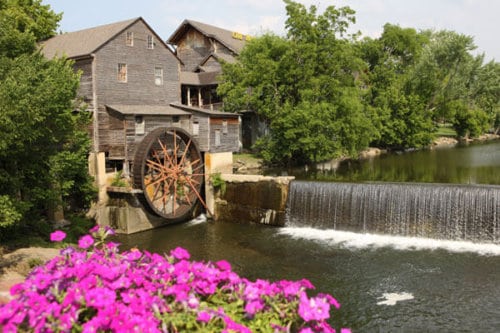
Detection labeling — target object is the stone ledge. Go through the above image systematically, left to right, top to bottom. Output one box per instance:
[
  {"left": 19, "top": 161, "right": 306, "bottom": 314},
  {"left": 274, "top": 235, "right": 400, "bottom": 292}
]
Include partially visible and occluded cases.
[
  {"left": 220, "top": 174, "right": 294, "bottom": 184},
  {"left": 106, "top": 186, "right": 143, "bottom": 194}
]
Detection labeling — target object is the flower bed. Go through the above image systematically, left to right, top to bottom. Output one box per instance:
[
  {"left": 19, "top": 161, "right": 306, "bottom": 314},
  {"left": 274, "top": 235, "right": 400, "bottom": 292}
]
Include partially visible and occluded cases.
[{"left": 0, "top": 226, "right": 350, "bottom": 332}]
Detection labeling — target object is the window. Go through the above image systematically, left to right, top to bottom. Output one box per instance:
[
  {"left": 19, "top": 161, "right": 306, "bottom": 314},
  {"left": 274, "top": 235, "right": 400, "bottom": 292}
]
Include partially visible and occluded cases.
[
  {"left": 126, "top": 31, "right": 133, "bottom": 46},
  {"left": 147, "top": 35, "right": 154, "bottom": 49},
  {"left": 117, "top": 63, "right": 127, "bottom": 82},
  {"left": 154, "top": 66, "right": 163, "bottom": 85},
  {"left": 135, "top": 116, "right": 145, "bottom": 135},
  {"left": 172, "top": 116, "right": 180, "bottom": 123},
  {"left": 222, "top": 120, "right": 228, "bottom": 134},
  {"left": 193, "top": 121, "right": 199, "bottom": 136},
  {"left": 214, "top": 129, "right": 221, "bottom": 147}
]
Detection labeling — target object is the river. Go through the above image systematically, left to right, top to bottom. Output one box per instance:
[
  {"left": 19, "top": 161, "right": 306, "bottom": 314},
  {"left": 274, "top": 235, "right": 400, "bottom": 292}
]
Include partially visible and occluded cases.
[{"left": 118, "top": 140, "right": 500, "bottom": 332}]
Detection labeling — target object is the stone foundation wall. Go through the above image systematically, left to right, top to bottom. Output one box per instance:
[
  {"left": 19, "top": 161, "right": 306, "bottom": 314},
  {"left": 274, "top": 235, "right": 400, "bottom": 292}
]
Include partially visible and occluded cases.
[
  {"left": 214, "top": 175, "right": 294, "bottom": 226},
  {"left": 95, "top": 187, "right": 198, "bottom": 234}
]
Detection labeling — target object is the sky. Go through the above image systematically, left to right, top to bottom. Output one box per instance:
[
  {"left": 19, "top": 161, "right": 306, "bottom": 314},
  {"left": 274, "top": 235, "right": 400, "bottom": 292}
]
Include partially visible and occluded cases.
[{"left": 45, "top": 0, "right": 499, "bottom": 62}]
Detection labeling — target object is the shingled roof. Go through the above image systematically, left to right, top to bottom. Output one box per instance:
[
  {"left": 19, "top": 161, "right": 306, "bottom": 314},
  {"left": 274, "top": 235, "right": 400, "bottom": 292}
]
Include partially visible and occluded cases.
[{"left": 168, "top": 19, "right": 247, "bottom": 55}]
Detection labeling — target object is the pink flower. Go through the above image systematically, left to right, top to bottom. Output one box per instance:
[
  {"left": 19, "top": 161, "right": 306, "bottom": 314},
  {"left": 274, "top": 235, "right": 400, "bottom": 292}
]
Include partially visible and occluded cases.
[
  {"left": 50, "top": 230, "right": 66, "bottom": 242},
  {"left": 78, "top": 235, "right": 94, "bottom": 249},
  {"left": 170, "top": 247, "right": 190, "bottom": 260},
  {"left": 216, "top": 260, "right": 232, "bottom": 271},
  {"left": 85, "top": 287, "right": 116, "bottom": 308},
  {"left": 298, "top": 292, "right": 331, "bottom": 322},
  {"left": 244, "top": 300, "right": 264, "bottom": 315},
  {"left": 196, "top": 311, "right": 211, "bottom": 323},
  {"left": 299, "top": 328, "right": 314, "bottom": 333}
]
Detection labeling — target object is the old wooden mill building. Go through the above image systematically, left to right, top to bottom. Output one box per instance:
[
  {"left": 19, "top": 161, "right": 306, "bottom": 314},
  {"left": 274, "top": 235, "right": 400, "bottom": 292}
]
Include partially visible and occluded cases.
[{"left": 41, "top": 17, "right": 252, "bottom": 228}]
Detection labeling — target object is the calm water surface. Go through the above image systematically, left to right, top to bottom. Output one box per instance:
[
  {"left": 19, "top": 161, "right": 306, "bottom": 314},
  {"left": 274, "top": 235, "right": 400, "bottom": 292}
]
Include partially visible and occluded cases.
[
  {"left": 267, "top": 140, "right": 500, "bottom": 184},
  {"left": 120, "top": 141, "right": 500, "bottom": 332}
]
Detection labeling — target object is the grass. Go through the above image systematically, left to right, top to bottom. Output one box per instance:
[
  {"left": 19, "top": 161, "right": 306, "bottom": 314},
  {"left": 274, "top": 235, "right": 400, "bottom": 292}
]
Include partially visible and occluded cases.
[
  {"left": 435, "top": 124, "right": 457, "bottom": 137},
  {"left": 233, "top": 152, "right": 263, "bottom": 165}
]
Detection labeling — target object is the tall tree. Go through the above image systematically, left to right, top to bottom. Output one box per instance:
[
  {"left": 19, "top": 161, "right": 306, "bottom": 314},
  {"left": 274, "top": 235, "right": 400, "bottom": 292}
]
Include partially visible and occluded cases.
[
  {"left": 0, "top": 0, "right": 93, "bottom": 230},
  {"left": 219, "top": 0, "right": 375, "bottom": 165},
  {"left": 359, "top": 24, "right": 434, "bottom": 149}
]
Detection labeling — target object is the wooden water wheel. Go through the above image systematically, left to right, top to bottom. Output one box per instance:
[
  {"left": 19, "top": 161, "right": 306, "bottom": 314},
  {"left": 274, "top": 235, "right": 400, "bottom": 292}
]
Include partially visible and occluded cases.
[{"left": 133, "top": 127, "right": 206, "bottom": 222}]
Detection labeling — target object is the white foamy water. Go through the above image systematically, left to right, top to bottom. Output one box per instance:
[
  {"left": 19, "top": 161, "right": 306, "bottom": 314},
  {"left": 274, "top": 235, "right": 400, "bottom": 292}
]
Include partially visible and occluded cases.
[
  {"left": 185, "top": 214, "right": 207, "bottom": 226},
  {"left": 279, "top": 227, "right": 500, "bottom": 256},
  {"left": 377, "top": 292, "right": 414, "bottom": 306}
]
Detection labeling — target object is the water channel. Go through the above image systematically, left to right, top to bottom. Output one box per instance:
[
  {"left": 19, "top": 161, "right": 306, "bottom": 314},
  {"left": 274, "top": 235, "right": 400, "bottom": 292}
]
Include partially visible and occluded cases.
[{"left": 118, "top": 140, "right": 500, "bottom": 332}]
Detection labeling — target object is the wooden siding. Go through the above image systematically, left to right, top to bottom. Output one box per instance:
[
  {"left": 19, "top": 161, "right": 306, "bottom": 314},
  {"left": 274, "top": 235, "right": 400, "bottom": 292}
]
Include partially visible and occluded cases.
[
  {"left": 92, "top": 20, "right": 183, "bottom": 156},
  {"left": 94, "top": 20, "right": 180, "bottom": 107},
  {"left": 176, "top": 27, "right": 233, "bottom": 72},
  {"left": 201, "top": 57, "right": 222, "bottom": 72},
  {"left": 73, "top": 58, "right": 94, "bottom": 104},
  {"left": 125, "top": 115, "right": 192, "bottom": 161},
  {"left": 208, "top": 121, "right": 239, "bottom": 153}
]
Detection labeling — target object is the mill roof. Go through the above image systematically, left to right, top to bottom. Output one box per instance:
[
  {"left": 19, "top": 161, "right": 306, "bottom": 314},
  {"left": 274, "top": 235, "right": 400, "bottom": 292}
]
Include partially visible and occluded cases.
[
  {"left": 40, "top": 17, "right": 175, "bottom": 60},
  {"left": 168, "top": 19, "right": 248, "bottom": 55},
  {"left": 106, "top": 105, "right": 191, "bottom": 116}
]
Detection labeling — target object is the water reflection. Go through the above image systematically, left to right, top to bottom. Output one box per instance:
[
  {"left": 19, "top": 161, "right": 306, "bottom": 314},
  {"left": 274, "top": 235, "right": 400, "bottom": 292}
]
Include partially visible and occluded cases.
[{"left": 267, "top": 140, "right": 500, "bottom": 184}]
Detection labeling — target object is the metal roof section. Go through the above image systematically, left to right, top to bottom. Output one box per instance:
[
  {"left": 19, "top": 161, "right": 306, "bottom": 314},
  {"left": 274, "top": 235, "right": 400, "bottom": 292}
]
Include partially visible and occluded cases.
[
  {"left": 179, "top": 71, "right": 220, "bottom": 85},
  {"left": 170, "top": 102, "right": 239, "bottom": 118},
  {"left": 106, "top": 104, "right": 191, "bottom": 116}
]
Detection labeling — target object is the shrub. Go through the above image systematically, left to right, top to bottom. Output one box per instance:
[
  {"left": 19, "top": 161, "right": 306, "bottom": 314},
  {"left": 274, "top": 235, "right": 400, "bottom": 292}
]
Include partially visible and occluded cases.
[{"left": 0, "top": 227, "right": 350, "bottom": 333}]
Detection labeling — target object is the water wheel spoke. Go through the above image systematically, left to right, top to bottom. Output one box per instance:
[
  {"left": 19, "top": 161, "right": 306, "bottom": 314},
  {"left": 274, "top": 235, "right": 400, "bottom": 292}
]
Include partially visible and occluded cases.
[
  {"left": 157, "top": 138, "right": 176, "bottom": 168},
  {"left": 177, "top": 139, "right": 192, "bottom": 169},
  {"left": 152, "top": 148, "right": 164, "bottom": 166},
  {"left": 146, "top": 159, "right": 168, "bottom": 173},
  {"left": 185, "top": 175, "right": 203, "bottom": 185},
  {"left": 184, "top": 176, "right": 212, "bottom": 216}
]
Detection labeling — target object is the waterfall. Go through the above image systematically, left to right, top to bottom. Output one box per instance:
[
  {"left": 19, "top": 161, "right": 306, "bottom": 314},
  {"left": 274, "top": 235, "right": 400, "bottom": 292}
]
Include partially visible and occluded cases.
[{"left": 286, "top": 181, "right": 500, "bottom": 243}]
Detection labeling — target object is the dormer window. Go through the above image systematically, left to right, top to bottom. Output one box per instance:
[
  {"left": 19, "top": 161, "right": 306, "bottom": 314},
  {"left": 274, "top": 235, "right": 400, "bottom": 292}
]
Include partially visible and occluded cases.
[
  {"left": 126, "top": 31, "right": 133, "bottom": 46},
  {"left": 147, "top": 35, "right": 154, "bottom": 49}
]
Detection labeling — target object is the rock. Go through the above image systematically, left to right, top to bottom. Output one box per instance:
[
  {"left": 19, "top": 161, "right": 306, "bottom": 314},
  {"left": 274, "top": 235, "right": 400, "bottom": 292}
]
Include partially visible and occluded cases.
[{"left": 0, "top": 247, "right": 60, "bottom": 304}]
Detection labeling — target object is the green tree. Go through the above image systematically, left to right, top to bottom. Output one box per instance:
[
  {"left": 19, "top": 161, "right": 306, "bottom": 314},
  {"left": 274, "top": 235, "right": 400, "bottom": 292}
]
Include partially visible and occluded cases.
[
  {"left": 0, "top": 0, "right": 94, "bottom": 230},
  {"left": 219, "top": 0, "right": 375, "bottom": 165},
  {"left": 359, "top": 24, "right": 434, "bottom": 149},
  {"left": 406, "top": 30, "right": 499, "bottom": 138}
]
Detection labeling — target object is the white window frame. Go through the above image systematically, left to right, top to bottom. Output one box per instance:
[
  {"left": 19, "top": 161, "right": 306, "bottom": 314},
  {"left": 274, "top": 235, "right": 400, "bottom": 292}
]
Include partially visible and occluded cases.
[
  {"left": 126, "top": 31, "right": 133, "bottom": 46},
  {"left": 147, "top": 35, "right": 154, "bottom": 49},
  {"left": 117, "top": 63, "right": 127, "bottom": 82},
  {"left": 154, "top": 66, "right": 163, "bottom": 86},
  {"left": 135, "top": 116, "right": 145, "bottom": 135},
  {"left": 222, "top": 120, "right": 228, "bottom": 134},
  {"left": 193, "top": 121, "right": 199, "bottom": 136},
  {"left": 215, "top": 129, "right": 221, "bottom": 147}
]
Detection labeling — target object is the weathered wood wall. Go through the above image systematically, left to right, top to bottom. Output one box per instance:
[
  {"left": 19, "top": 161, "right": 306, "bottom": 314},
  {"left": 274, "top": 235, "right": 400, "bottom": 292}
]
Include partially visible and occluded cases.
[
  {"left": 88, "top": 20, "right": 182, "bottom": 158},
  {"left": 176, "top": 28, "right": 234, "bottom": 72}
]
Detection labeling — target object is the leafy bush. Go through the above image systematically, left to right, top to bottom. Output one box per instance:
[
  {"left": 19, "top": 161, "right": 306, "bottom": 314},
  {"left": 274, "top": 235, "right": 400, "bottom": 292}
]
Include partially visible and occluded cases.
[
  {"left": 110, "top": 170, "right": 128, "bottom": 188},
  {"left": 210, "top": 172, "right": 227, "bottom": 196},
  {"left": 0, "top": 227, "right": 350, "bottom": 333}
]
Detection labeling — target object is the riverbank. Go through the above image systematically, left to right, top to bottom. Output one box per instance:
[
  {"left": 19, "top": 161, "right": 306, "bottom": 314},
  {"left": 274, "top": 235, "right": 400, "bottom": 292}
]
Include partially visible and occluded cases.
[
  {"left": 234, "top": 134, "right": 500, "bottom": 175},
  {"left": 0, "top": 247, "right": 59, "bottom": 304}
]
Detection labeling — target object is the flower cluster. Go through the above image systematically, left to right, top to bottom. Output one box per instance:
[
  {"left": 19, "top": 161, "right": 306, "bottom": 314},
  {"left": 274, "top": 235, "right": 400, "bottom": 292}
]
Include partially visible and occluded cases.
[{"left": 0, "top": 227, "right": 350, "bottom": 333}]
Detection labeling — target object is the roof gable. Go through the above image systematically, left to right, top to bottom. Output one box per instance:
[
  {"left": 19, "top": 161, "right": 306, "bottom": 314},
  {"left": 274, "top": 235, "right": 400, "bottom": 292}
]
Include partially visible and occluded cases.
[
  {"left": 40, "top": 17, "right": 179, "bottom": 61},
  {"left": 40, "top": 18, "right": 140, "bottom": 59},
  {"left": 168, "top": 19, "right": 248, "bottom": 55}
]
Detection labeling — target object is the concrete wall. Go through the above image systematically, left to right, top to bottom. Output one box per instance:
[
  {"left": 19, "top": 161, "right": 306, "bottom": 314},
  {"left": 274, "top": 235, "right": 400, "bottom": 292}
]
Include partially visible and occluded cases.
[{"left": 214, "top": 174, "right": 294, "bottom": 226}]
